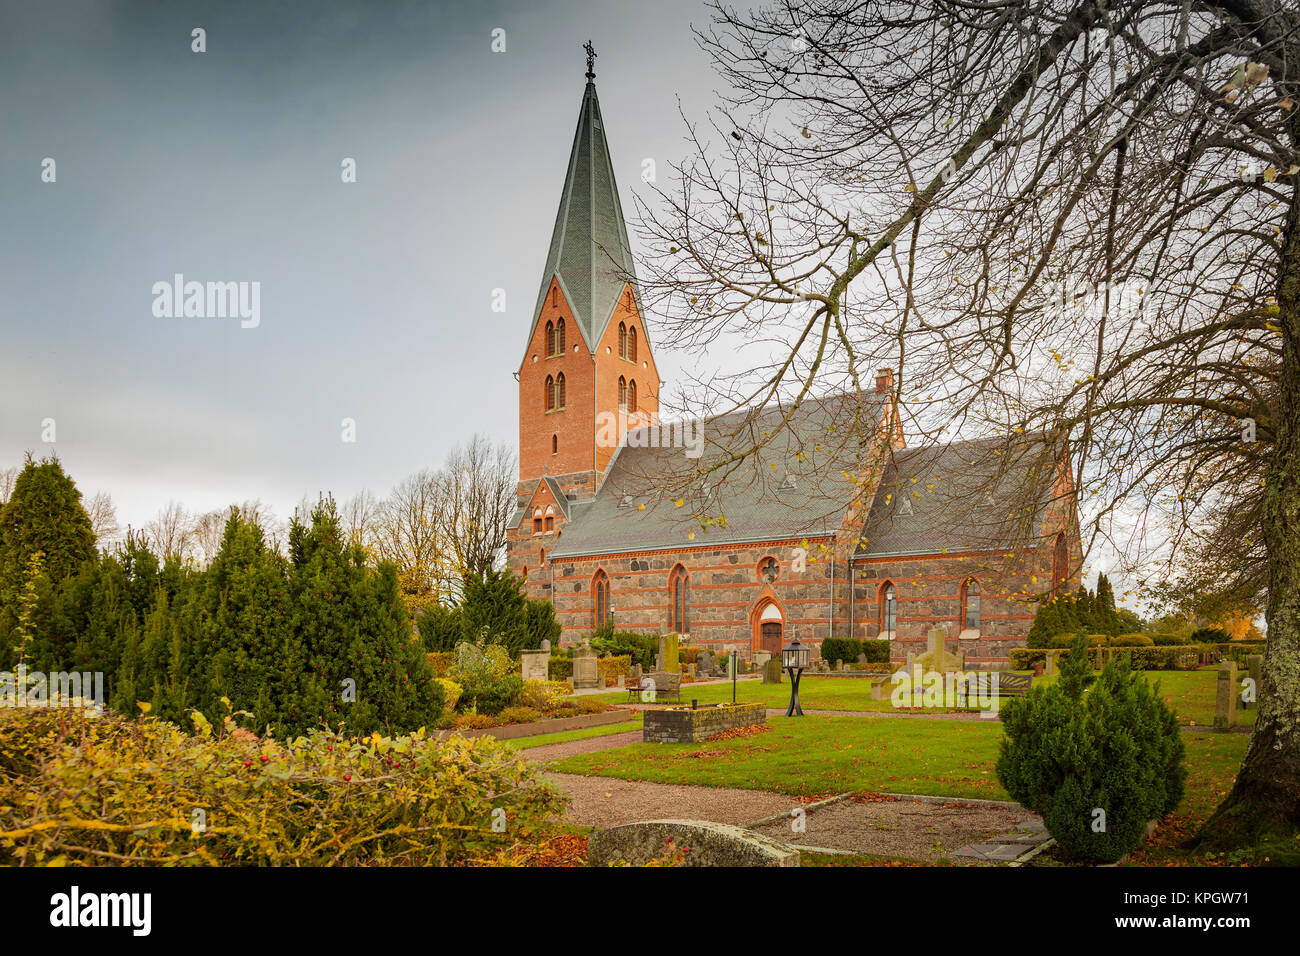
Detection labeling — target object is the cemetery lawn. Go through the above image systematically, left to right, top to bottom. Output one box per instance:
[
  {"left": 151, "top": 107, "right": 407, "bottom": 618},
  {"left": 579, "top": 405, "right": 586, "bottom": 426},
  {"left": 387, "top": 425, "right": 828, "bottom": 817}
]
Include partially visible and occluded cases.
[
  {"left": 592, "top": 668, "right": 1239, "bottom": 725},
  {"left": 509, "top": 715, "right": 644, "bottom": 750},
  {"left": 549, "top": 715, "right": 1250, "bottom": 859}
]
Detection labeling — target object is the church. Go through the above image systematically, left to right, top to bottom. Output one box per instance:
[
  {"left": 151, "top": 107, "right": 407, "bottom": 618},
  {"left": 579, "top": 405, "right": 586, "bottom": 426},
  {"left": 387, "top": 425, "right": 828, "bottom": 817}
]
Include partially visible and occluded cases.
[{"left": 506, "top": 54, "right": 1082, "bottom": 668}]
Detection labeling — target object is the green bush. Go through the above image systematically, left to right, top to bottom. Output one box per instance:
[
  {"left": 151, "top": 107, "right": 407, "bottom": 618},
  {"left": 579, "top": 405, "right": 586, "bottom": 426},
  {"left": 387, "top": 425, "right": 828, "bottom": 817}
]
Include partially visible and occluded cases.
[
  {"left": 1190, "top": 627, "right": 1231, "bottom": 644},
  {"left": 592, "top": 630, "right": 658, "bottom": 669},
  {"left": 1110, "top": 633, "right": 1155, "bottom": 647},
  {"left": 1149, "top": 633, "right": 1186, "bottom": 646},
  {"left": 997, "top": 636, "right": 1186, "bottom": 862},
  {"left": 820, "top": 637, "right": 863, "bottom": 665},
  {"left": 861, "top": 639, "right": 891, "bottom": 663},
  {"left": 549, "top": 655, "right": 573, "bottom": 681},
  {"left": 462, "top": 675, "right": 524, "bottom": 716}
]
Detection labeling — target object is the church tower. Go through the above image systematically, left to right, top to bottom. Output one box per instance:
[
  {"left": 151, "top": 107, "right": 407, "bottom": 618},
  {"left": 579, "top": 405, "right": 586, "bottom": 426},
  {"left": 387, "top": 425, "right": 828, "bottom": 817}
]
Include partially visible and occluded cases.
[{"left": 509, "top": 45, "right": 661, "bottom": 589}]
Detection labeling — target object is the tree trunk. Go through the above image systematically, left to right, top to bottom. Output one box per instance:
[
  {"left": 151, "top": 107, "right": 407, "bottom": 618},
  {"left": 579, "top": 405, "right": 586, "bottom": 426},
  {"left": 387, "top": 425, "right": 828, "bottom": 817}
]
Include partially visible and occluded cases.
[{"left": 1195, "top": 144, "right": 1300, "bottom": 860}]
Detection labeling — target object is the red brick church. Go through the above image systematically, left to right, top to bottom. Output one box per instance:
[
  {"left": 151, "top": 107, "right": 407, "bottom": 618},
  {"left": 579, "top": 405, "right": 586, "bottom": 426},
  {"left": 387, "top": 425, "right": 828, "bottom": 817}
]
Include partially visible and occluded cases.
[{"left": 506, "top": 57, "right": 1082, "bottom": 668}]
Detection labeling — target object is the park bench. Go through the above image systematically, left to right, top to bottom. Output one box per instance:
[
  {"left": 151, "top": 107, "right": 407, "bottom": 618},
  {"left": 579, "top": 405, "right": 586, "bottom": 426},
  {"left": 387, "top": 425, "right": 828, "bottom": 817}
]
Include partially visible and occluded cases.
[
  {"left": 625, "top": 671, "right": 682, "bottom": 704},
  {"left": 965, "top": 671, "right": 1032, "bottom": 698}
]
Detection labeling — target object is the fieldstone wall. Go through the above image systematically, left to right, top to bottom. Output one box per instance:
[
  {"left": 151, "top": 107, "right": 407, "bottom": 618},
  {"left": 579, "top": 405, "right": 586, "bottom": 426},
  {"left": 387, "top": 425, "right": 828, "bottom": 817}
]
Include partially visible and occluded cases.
[
  {"left": 642, "top": 702, "right": 767, "bottom": 743},
  {"left": 588, "top": 820, "right": 799, "bottom": 867}
]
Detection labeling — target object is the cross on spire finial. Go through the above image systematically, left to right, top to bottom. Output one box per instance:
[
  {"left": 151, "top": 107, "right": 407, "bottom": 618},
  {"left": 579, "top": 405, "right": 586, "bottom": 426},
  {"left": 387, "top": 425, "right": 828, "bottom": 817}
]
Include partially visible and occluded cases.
[{"left": 584, "top": 40, "right": 597, "bottom": 78}]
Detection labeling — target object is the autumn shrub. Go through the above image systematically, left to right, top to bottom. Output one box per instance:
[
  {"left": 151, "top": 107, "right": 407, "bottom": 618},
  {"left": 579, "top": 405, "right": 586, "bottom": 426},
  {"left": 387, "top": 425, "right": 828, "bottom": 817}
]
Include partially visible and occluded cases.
[
  {"left": 462, "top": 676, "right": 524, "bottom": 716},
  {"left": 435, "top": 678, "right": 463, "bottom": 712},
  {"left": 519, "top": 679, "right": 571, "bottom": 712},
  {"left": 0, "top": 705, "right": 564, "bottom": 866},
  {"left": 497, "top": 706, "right": 542, "bottom": 725}
]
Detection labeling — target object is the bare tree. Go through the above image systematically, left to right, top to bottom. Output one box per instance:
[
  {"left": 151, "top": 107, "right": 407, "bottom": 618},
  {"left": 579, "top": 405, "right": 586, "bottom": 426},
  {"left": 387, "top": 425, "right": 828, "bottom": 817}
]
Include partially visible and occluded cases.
[
  {"left": 636, "top": 0, "right": 1299, "bottom": 849},
  {"left": 438, "top": 437, "right": 516, "bottom": 582},
  {"left": 0, "top": 467, "right": 16, "bottom": 506},
  {"left": 372, "top": 469, "right": 449, "bottom": 609},
  {"left": 339, "top": 489, "right": 381, "bottom": 552},
  {"left": 85, "top": 491, "right": 121, "bottom": 550},
  {"left": 144, "top": 500, "right": 193, "bottom": 561},
  {"left": 190, "top": 509, "right": 229, "bottom": 567}
]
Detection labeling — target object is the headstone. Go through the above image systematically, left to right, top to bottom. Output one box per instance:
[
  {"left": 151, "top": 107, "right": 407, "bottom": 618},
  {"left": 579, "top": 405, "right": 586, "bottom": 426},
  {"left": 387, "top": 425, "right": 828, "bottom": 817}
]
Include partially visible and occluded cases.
[
  {"left": 915, "top": 628, "right": 964, "bottom": 674},
  {"left": 659, "top": 633, "right": 680, "bottom": 674},
  {"left": 540, "top": 639, "right": 551, "bottom": 652},
  {"left": 572, "top": 641, "right": 600, "bottom": 690},
  {"left": 520, "top": 648, "right": 550, "bottom": 683},
  {"left": 754, "top": 650, "right": 771, "bottom": 670},
  {"left": 1044, "top": 650, "right": 1059, "bottom": 677},
  {"left": 697, "top": 651, "right": 713, "bottom": 674},
  {"left": 857, "top": 653, "right": 868, "bottom": 664},
  {"left": 1245, "top": 655, "right": 1263, "bottom": 709},
  {"left": 762, "top": 659, "right": 783, "bottom": 684},
  {"left": 831, "top": 659, "right": 841, "bottom": 672},
  {"left": 1214, "top": 662, "right": 1237, "bottom": 731},
  {"left": 630, "top": 663, "right": 642, "bottom": 685},
  {"left": 687, "top": 663, "right": 696, "bottom": 678},
  {"left": 616, "top": 675, "right": 625, "bottom": 689},
  {"left": 870, "top": 675, "right": 895, "bottom": 701}
]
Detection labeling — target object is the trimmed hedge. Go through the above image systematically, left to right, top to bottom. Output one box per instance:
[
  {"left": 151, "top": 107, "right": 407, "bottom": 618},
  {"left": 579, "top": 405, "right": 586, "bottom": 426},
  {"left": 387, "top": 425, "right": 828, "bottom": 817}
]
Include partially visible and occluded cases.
[
  {"left": 820, "top": 637, "right": 891, "bottom": 665},
  {"left": 1010, "top": 642, "right": 1262, "bottom": 672}
]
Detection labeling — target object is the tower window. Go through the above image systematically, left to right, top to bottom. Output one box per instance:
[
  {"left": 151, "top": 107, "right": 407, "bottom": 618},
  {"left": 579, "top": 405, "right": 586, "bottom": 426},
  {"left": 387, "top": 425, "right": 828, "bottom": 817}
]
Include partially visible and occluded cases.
[
  {"left": 556, "top": 317, "right": 565, "bottom": 354},
  {"left": 545, "top": 320, "right": 555, "bottom": 356},
  {"left": 618, "top": 322, "right": 628, "bottom": 359},
  {"left": 628, "top": 326, "right": 637, "bottom": 363},
  {"left": 556, "top": 372, "right": 565, "bottom": 408},
  {"left": 545, "top": 375, "right": 555, "bottom": 412},
  {"left": 618, "top": 376, "right": 627, "bottom": 408},
  {"left": 628, "top": 379, "right": 637, "bottom": 413},
  {"left": 552, "top": 434, "right": 558, "bottom": 454}
]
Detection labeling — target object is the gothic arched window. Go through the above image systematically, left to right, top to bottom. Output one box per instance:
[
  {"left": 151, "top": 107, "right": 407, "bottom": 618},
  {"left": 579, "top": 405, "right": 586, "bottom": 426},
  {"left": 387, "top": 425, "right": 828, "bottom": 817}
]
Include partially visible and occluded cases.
[
  {"left": 556, "top": 317, "right": 565, "bottom": 354},
  {"left": 545, "top": 320, "right": 555, "bottom": 356},
  {"left": 618, "top": 322, "right": 628, "bottom": 359},
  {"left": 628, "top": 326, "right": 637, "bottom": 363},
  {"left": 555, "top": 372, "right": 566, "bottom": 409},
  {"left": 545, "top": 375, "right": 555, "bottom": 412},
  {"left": 618, "top": 376, "right": 627, "bottom": 408},
  {"left": 544, "top": 505, "right": 555, "bottom": 533},
  {"left": 1052, "top": 532, "right": 1069, "bottom": 589},
  {"left": 670, "top": 564, "right": 690, "bottom": 634},
  {"left": 592, "top": 570, "right": 611, "bottom": 628},
  {"left": 962, "top": 578, "right": 981, "bottom": 630},
  {"left": 881, "top": 582, "right": 897, "bottom": 635}
]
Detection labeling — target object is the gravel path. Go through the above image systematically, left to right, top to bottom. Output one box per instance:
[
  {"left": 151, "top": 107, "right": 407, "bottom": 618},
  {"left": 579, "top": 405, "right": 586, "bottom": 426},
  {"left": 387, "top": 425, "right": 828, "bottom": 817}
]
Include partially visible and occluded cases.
[
  {"left": 522, "top": 730, "right": 644, "bottom": 763},
  {"left": 542, "top": 772, "right": 808, "bottom": 830},
  {"left": 752, "top": 795, "right": 1036, "bottom": 863}
]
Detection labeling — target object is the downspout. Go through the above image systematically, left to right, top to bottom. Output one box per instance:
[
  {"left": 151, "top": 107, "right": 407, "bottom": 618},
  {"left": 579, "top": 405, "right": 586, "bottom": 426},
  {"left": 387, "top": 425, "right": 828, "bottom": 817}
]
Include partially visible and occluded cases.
[
  {"left": 829, "top": 552, "right": 835, "bottom": 639},
  {"left": 848, "top": 556, "right": 855, "bottom": 639}
]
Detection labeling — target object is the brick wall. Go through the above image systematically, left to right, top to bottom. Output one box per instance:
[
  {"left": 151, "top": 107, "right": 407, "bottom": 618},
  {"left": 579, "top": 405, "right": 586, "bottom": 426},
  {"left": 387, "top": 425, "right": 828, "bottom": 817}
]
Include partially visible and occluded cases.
[{"left": 643, "top": 702, "right": 767, "bottom": 743}]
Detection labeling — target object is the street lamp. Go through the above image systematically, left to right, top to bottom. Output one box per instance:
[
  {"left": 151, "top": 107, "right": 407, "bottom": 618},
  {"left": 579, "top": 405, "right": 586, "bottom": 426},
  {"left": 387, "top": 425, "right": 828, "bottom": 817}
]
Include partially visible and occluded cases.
[{"left": 782, "top": 635, "right": 810, "bottom": 717}]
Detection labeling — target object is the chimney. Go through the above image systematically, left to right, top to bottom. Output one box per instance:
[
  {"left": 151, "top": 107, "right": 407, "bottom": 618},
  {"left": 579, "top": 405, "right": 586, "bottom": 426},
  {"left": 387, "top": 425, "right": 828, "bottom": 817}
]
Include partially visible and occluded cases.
[{"left": 875, "top": 368, "right": 895, "bottom": 395}]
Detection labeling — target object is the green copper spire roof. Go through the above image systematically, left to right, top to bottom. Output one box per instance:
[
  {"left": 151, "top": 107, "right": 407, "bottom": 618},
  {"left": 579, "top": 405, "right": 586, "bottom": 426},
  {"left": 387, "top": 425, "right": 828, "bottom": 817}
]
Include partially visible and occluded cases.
[{"left": 530, "top": 50, "right": 640, "bottom": 353}]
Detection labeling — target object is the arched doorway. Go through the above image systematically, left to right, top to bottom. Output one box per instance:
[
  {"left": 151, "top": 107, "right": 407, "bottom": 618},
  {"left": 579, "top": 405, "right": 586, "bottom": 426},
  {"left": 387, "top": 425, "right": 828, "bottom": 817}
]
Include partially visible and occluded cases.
[{"left": 751, "top": 599, "right": 784, "bottom": 655}]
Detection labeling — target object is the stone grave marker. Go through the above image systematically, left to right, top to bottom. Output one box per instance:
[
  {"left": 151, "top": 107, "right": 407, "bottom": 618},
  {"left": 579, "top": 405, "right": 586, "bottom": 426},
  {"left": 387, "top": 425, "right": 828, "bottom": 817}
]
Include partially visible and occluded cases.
[
  {"left": 659, "top": 633, "right": 681, "bottom": 674},
  {"left": 572, "top": 641, "right": 600, "bottom": 690},
  {"left": 520, "top": 648, "right": 550, "bottom": 683},
  {"left": 1245, "top": 655, "right": 1263, "bottom": 709},
  {"left": 1214, "top": 661, "right": 1237, "bottom": 731}
]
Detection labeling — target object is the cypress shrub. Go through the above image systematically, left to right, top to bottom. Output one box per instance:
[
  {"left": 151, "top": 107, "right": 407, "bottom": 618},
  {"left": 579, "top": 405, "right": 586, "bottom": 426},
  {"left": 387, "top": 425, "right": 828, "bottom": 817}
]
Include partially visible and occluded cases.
[{"left": 997, "top": 636, "right": 1186, "bottom": 862}]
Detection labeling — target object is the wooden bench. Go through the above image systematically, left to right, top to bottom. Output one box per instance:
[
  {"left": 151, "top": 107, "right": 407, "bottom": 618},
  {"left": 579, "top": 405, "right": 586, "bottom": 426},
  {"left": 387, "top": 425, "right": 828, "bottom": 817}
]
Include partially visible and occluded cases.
[
  {"left": 965, "top": 671, "right": 1033, "bottom": 698},
  {"left": 626, "top": 672, "right": 682, "bottom": 704}
]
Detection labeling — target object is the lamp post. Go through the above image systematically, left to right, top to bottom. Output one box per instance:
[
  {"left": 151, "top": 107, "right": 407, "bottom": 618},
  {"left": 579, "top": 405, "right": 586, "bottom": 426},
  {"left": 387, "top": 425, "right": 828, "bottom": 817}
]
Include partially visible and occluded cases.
[{"left": 782, "top": 635, "right": 810, "bottom": 717}]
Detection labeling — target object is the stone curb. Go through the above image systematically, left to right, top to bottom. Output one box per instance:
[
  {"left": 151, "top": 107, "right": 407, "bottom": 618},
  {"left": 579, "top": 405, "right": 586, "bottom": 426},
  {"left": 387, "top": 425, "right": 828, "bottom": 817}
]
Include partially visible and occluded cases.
[{"left": 744, "top": 791, "right": 855, "bottom": 828}]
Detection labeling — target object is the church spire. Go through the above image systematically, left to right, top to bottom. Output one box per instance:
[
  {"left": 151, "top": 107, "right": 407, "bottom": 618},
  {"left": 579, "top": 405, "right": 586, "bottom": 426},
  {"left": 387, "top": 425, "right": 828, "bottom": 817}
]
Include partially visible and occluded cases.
[{"left": 529, "top": 43, "right": 639, "bottom": 354}]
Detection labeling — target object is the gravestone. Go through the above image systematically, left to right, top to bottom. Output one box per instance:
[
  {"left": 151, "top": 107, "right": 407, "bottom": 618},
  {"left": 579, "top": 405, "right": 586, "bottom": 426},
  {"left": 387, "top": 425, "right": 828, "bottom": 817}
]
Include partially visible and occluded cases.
[
  {"left": 914, "top": 627, "right": 964, "bottom": 674},
  {"left": 659, "top": 633, "right": 681, "bottom": 674},
  {"left": 572, "top": 641, "right": 600, "bottom": 690},
  {"left": 520, "top": 648, "right": 550, "bottom": 683},
  {"left": 754, "top": 650, "right": 771, "bottom": 670},
  {"left": 1044, "top": 650, "right": 1059, "bottom": 677},
  {"left": 697, "top": 651, "right": 713, "bottom": 674},
  {"left": 858, "top": 653, "right": 868, "bottom": 664},
  {"left": 1245, "top": 655, "right": 1263, "bottom": 709},
  {"left": 762, "top": 659, "right": 783, "bottom": 684},
  {"left": 831, "top": 659, "right": 842, "bottom": 672},
  {"left": 1214, "top": 661, "right": 1237, "bottom": 731},
  {"left": 630, "top": 663, "right": 642, "bottom": 686},
  {"left": 687, "top": 663, "right": 696, "bottom": 678}
]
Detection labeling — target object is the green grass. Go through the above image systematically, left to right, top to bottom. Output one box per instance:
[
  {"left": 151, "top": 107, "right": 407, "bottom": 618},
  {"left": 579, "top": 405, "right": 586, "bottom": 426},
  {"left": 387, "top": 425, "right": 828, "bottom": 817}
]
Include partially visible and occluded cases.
[
  {"left": 591, "top": 668, "right": 1247, "bottom": 726},
  {"left": 593, "top": 677, "right": 973, "bottom": 714},
  {"left": 509, "top": 714, "right": 643, "bottom": 750},
  {"left": 549, "top": 714, "right": 1250, "bottom": 831}
]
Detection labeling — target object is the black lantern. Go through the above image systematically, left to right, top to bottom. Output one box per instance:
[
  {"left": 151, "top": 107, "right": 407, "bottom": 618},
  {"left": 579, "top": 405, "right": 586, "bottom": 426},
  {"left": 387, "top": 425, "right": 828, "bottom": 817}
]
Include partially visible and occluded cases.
[{"left": 782, "top": 636, "right": 810, "bottom": 717}]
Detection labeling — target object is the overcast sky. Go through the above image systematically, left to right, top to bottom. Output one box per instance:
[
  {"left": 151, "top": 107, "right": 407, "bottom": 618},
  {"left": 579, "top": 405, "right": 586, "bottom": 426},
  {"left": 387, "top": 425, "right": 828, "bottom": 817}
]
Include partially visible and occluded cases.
[{"left": 0, "top": 0, "right": 726, "bottom": 532}]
